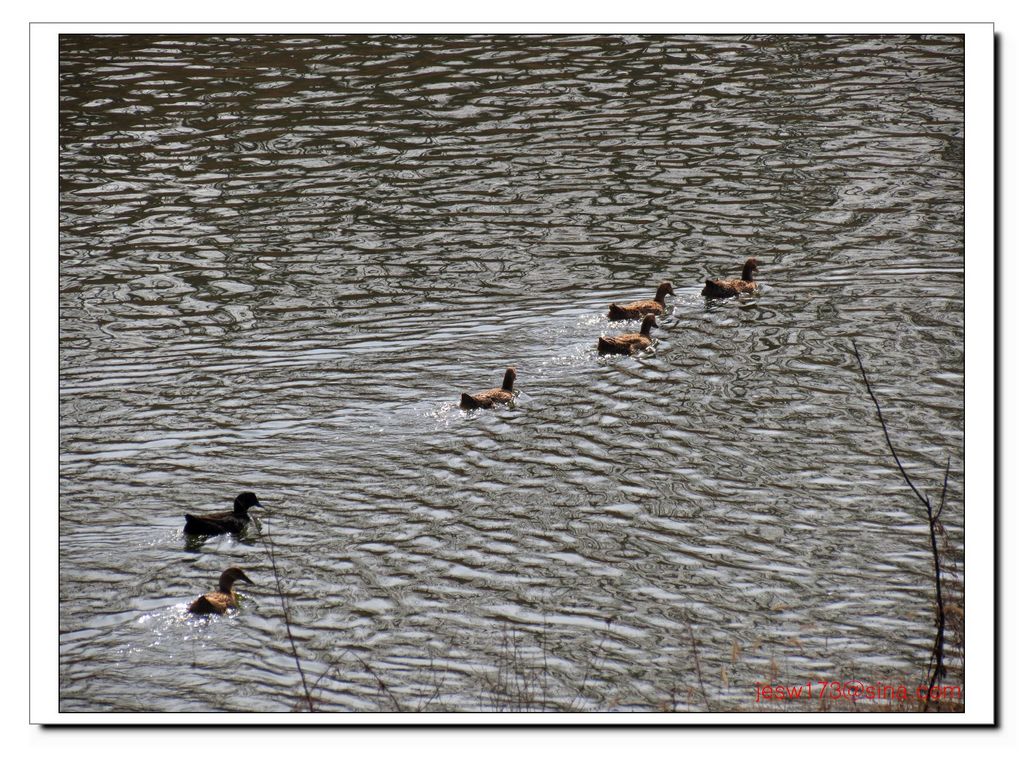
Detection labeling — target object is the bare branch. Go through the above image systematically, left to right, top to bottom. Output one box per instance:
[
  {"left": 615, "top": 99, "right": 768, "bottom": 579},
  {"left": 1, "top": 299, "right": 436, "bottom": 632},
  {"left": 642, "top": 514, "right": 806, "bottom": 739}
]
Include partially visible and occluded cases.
[
  {"left": 851, "top": 340, "right": 930, "bottom": 510},
  {"left": 852, "top": 341, "right": 949, "bottom": 713},
  {"left": 260, "top": 518, "right": 314, "bottom": 712},
  {"left": 687, "top": 620, "right": 710, "bottom": 711},
  {"left": 353, "top": 653, "right": 403, "bottom": 712}
]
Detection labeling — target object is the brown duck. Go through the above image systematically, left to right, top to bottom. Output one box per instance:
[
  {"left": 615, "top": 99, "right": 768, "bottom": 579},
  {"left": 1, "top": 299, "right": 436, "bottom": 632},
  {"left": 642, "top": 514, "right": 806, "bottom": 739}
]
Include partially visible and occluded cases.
[
  {"left": 702, "top": 258, "right": 759, "bottom": 298},
  {"left": 608, "top": 281, "right": 675, "bottom": 320},
  {"left": 598, "top": 314, "right": 658, "bottom": 355},
  {"left": 460, "top": 367, "right": 517, "bottom": 410},
  {"left": 183, "top": 492, "right": 262, "bottom": 537},
  {"left": 189, "top": 567, "right": 254, "bottom": 615}
]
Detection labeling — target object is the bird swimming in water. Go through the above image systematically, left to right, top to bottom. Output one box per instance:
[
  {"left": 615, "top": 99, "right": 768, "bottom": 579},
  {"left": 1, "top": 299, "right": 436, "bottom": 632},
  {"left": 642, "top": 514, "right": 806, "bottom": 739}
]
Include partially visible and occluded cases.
[
  {"left": 701, "top": 258, "right": 759, "bottom": 298},
  {"left": 608, "top": 281, "right": 675, "bottom": 320},
  {"left": 597, "top": 314, "right": 659, "bottom": 355},
  {"left": 460, "top": 367, "right": 518, "bottom": 410},
  {"left": 183, "top": 492, "right": 262, "bottom": 537},
  {"left": 188, "top": 567, "right": 254, "bottom": 615}
]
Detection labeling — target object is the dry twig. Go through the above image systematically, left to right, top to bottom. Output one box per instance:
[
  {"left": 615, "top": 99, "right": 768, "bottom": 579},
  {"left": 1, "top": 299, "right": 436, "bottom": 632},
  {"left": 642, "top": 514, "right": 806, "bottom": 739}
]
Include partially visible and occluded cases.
[
  {"left": 851, "top": 341, "right": 951, "bottom": 712},
  {"left": 260, "top": 517, "right": 315, "bottom": 712}
]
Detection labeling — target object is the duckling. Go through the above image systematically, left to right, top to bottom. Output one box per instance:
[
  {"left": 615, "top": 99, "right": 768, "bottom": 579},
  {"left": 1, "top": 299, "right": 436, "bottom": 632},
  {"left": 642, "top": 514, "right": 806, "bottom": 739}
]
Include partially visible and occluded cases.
[
  {"left": 702, "top": 258, "right": 759, "bottom": 298},
  {"left": 608, "top": 281, "right": 675, "bottom": 320},
  {"left": 598, "top": 314, "right": 659, "bottom": 355},
  {"left": 460, "top": 367, "right": 517, "bottom": 410},
  {"left": 183, "top": 492, "right": 262, "bottom": 537},
  {"left": 188, "top": 567, "right": 254, "bottom": 615}
]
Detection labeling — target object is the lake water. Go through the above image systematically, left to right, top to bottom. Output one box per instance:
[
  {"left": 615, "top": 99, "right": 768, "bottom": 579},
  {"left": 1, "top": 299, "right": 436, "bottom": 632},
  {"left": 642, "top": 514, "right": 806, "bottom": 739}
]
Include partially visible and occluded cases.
[{"left": 58, "top": 33, "right": 965, "bottom": 713}]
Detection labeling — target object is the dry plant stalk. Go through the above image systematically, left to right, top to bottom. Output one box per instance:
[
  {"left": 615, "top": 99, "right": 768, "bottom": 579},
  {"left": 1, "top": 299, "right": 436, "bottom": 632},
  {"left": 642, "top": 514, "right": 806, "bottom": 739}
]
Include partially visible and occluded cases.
[
  {"left": 851, "top": 341, "right": 951, "bottom": 712},
  {"left": 260, "top": 517, "right": 315, "bottom": 712}
]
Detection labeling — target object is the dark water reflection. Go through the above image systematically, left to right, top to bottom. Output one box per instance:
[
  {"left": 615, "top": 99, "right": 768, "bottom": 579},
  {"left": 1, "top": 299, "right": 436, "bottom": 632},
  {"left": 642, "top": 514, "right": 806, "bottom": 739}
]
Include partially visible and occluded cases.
[{"left": 59, "top": 34, "right": 964, "bottom": 712}]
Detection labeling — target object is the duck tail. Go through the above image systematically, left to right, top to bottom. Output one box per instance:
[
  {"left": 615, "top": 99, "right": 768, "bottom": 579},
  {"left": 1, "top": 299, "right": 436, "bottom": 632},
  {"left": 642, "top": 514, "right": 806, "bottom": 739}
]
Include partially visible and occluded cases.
[
  {"left": 701, "top": 280, "right": 719, "bottom": 298},
  {"left": 607, "top": 304, "right": 627, "bottom": 320},
  {"left": 597, "top": 337, "right": 614, "bottom": 355},
  {"left": 460, "top": 393, "right": 480, "bottom": 410},
  {"left": 183, "top": 513, "right": 226, "bottom": 536},
  {"left": 188, "top": 595, "right": 219, "bottom": 615}
]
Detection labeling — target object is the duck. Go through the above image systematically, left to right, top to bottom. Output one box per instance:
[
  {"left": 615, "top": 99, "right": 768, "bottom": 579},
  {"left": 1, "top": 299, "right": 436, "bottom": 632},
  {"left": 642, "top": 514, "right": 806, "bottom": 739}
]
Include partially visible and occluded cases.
[
  {"left": 701, "top": 258, "right": 759, "bottom": 298},
  {"left": 608, "top": 281, "right": 675, "bottom": 320},
  {"left": 598, "top": 314, "right": 659, "bottom": 355},
  {"left": 460, "top": 367, "right": 517, "bottom": 410},
  {"left": 183, "top": 492, "right": 262, "bottom": 537},
  {"left": 188, "top": 567, "right": 254, "bottom": 615}
]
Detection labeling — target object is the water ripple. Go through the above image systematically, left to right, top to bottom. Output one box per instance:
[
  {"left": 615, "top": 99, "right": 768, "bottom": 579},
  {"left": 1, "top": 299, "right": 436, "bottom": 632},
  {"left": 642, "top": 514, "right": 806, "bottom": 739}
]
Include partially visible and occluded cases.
[{"left": 59, "top": 33, "right": 964, "bottom": 713}]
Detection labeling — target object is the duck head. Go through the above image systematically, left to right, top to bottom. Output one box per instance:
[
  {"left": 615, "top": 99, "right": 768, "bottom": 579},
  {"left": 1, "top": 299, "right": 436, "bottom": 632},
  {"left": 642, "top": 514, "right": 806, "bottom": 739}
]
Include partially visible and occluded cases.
[
  {"left": 741, "top": 258, "right": 759, "bottom": 281},
  {"left": 655, "top": 281, "right": 676, "bottom": 301},
  {"left": 640, "top": 314, "right": 659, "bottom": 336},
  {"left": 502, "top": 367, "right": 517, "bottom": 391},
  {"left": 233, "top": 492, "right": 263, "bottom": 518},
  {"left": 218, "top": 566, "right": 254, "bottom": 592}
]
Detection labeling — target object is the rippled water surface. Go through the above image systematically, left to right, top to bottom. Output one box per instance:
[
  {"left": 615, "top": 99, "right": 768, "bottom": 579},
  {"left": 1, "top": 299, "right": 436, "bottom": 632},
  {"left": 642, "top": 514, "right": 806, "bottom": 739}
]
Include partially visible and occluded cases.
[{"left": 58, "top": 34, "right": 965, "bottom": 713}]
